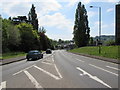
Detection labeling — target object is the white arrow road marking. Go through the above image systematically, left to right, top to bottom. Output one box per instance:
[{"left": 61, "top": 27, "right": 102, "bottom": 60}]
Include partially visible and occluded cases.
[
  {"left": 75, "top": 58, "right": 85, "bottom": 62},
  {"left": 89, "top": 64, "right": 118, "bottom": 76},
  {"left": 34, "top": 65, "right": 60, "bottom": 80},
  {"left": 106, "top": 66, "right": 120, "bottom": 71},
  {"left": 76, "top": 67, "right": 112, "bottom": 88},
  {"left": 24, "top": 70, "right": 43, "bottom": 88},
  {"left": 0, "top": 81, "right": 6, "bottom": 90}
]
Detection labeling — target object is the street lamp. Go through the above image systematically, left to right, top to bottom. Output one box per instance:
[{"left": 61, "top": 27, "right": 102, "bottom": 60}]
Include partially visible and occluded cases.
[{"left": 90, "top": 6, "right": 101, "bottom": 54}]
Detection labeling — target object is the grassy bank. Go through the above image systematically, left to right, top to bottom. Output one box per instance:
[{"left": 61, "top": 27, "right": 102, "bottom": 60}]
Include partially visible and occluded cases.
[
  {"left": 69, "top": 46, "right": 120, "bottom": 60},
  {"left": 2, "top": 52, "right": 26, "bottom": 59}
]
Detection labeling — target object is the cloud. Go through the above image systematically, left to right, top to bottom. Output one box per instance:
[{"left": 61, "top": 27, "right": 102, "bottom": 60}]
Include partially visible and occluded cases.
[
  {"left": 1, "top": 0, "right": 62, "bottom": 17},
  {"left": 107, "top": 8, "right": 113, "bottom": 12},
  {"left": 88, "top": 11, "right": 97, "bottom": 18},
  {"left": 39, "top": 13, "right": 73, "bottom": 32}
]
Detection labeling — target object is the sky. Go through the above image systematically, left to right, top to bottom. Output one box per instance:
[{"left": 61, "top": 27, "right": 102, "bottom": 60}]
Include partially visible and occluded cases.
[{"left": 1, "top": 0, "right": 119, "bottom": 40}]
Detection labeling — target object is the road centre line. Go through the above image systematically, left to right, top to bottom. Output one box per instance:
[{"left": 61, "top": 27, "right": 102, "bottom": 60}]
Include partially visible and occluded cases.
[
  {"left": 75, "top": 58, "right": 85, "bottom": 62},
  {"left": 89, "top": 64, "right": 118, "bottom": 76},
  {"left": 13, "top": 65, "right": 35, "bottom": 76},
  {"left": 34, "top": 65, "right": 60, "bottom": 80},
  {"left": 106, "top": 66, "right": 120, "bottom": 71},
  {"left": 76, "top": 67, "right": 112, "bottom": 88},
  {"left": 24, "top": 70, "right": 43, "bottom": 88},
  {"left": 0, "top": 81, "right": 6, "bottom": 90}
]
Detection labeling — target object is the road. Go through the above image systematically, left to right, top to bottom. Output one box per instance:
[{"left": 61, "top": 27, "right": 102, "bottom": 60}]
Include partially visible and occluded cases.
[{"left": 0, "top": 50, "right": 119, "bottom": 89}]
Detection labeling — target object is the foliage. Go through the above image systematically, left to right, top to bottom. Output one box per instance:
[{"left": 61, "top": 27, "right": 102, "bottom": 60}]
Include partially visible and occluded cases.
[
  {"left": 73, "top": 2, "right": 90, "bottom": 47},
  {"left": 28, "top": 4, "right": 38, "bottom": 30},
  {"left": 2, "top": 19, "right": 21, "bottom": 52},
  {"left": 16, "top": 23, "right": 40, "bottom": 52},
  {"left": 104, "top": 40, "right": 116, "bottom": 46}
]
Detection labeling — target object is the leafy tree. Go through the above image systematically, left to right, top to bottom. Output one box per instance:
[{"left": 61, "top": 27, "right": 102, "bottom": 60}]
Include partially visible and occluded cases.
[
  {"left": 73, "top": 2, "right": 90, "bottom": 47},
  {"left": 28, "top": 4, "right": 38, "bottom": 30},
  {"left": 2, "top": 19, "right": 21, "bottom": 52},
  {"left": 17, "top": 23, "right": 39, "bottom": 52}
]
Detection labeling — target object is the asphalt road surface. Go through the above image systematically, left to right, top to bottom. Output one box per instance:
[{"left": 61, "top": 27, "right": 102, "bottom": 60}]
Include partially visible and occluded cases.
[{"left": 0, "top": 50, "right": 119, "bottom": 89}]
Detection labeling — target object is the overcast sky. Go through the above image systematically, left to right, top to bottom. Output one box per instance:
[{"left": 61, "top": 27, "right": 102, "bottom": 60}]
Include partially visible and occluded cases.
[{"left": 1, "top": 0, "right": 119, "bottom": 40}]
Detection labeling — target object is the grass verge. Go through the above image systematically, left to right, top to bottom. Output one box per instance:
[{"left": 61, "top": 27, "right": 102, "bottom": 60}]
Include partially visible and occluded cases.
[
  {"left": 69, "top": 46, "right": 120, "bottom": 60},
  {"left": 2, "top": 52, "right": 26, "bottom": 59}
]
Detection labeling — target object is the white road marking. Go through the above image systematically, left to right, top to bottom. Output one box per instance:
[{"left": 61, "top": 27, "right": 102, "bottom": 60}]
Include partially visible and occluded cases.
[
  {"left": 75, "top": 58, "right": 85, "bottom": 62},
  {"left": 41, "top": 61, "right": 53, "bottom": 65},
  {"left": 54, "top": 64, "right": 63, "bottom": 79},
  {"left": 89, "top": 64, "right": 118, "bottom": 76},
  {"left": 13, "top": 65, "right": 35, "bottom": 76},
  {"left": 34, "top": 65, "right": 60, "bottom": 80},
  {"left": 106, "top": 66, "right": 120, "bottom": 71},
  {"left": 76, "top": 67, "right": 112, "bottom": 88},
  {"left": 24, "top": 70, "right": 43, "bottom": 88},
  {"left": 0, "top": 81, "right": 6, "bottom": 90}
]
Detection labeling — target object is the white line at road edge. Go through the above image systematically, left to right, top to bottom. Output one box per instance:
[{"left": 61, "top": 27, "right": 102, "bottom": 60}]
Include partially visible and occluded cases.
[
  {"left": 75, "top": 58, "right": 85, "bottom": 62},
  {"left": 89, "top": 64, "right": 118, "bottom": 76},
  {"left": 13, "top": 65, "right": 35, "bottom": 76},
  {"left": 34, "top": 65, "right": 60, "bottom": 80},
  {"left": 106, "top": 66, "right": 120, "bottom": 71},
  {"left": 76, "top": 67, "right": 112, "bottom": 88},
  {"left": 24, "top": 70, "right": 43, "bottom": 88},
  {"left": 0, "top": 81, "right": 6, "bottom": 90}
]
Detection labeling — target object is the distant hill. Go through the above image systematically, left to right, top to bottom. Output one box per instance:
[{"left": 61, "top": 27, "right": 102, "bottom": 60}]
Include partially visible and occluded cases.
[{"left": 93, "top": 35, "right": 115, "bottom": 45}]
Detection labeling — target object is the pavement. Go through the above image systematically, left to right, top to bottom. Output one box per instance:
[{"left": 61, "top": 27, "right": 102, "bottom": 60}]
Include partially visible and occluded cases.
[{"left": 0, "top": 50, "right": 119, "bottom": 89}]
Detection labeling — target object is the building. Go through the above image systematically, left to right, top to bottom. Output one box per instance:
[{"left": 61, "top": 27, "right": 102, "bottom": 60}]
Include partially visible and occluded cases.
[{"left": 116, "top": 3, "right": 120, "bottom": 45}]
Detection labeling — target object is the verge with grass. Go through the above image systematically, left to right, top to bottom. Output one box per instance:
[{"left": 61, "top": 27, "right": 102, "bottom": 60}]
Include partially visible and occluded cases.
[
  {"left": 69, "top": 46, "right": 120, "bottom": 60},
  {"left": 2, "top": 52, "right": 26, "bottom": 59}
]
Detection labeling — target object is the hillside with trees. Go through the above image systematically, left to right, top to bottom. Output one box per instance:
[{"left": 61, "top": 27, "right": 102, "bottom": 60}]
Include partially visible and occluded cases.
[{"left": 2, "top": 4, "right": 55, "bottom": 53}]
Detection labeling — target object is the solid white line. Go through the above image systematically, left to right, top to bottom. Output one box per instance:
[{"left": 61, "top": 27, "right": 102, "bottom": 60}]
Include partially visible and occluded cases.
[
  {"left": 75, "top": 58, "right": 85, "bottom": 62},
  {"left": 41, "top": 61, "right": 53, "bottom": 65},
  {"left": 54, "top": 64, "right": 63, "bottom": 79},
  {"left": 89, "top": 64, "right": 118, "bottom": 76},
  {"left": 13, "top": 65, "right": 35, "bottom": 76},
  {"left": 34, "top": 65, "right": 60, "bottom": 80},
  {"left": 106, "top": 66, "right": 120, "bottom": 71},
  {"left": 76, "top": 67, "right": 112, "bottom": 88},
  {"left": 24, "top": 70, "right": 43, "bottom": 88},
  {"left": 0, "top": 81, "right": 6, "bottom": 90}
]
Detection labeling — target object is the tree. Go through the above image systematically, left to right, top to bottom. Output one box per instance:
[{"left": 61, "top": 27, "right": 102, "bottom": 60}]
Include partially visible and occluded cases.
[
  {"left": 73, "top": 2, "right": 90, "bottom": 47},
  {"left": 28, "top": 4, "right": 39, "bottom": 30},
  {"left": 2, "top": 19, "right": 21, "bottom": 52},
  {"left": 17, "top": 23, "right": 40, "bottom": 52}
]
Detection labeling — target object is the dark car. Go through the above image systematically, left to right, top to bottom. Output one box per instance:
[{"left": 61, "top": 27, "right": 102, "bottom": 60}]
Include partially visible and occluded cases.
[
  {"left": 46, "top": 49, "right": 52, "bottom": 54},
  {"left": 26, "top": 50, "right": 43, "bottom": 61}
]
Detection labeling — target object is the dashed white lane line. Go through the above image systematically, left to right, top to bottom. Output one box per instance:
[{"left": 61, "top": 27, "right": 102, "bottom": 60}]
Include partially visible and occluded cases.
[
  {"left": 75, "top": 58, "right": 85, "bottom": 63},
  {"left": 89, "top": 64, "right": 118, "bottom": 76},
  {"left": 13, "top": 65, "right": 35, "bottom": 76},
  {"left": 34, "top": 65, "right": 60, "bottom": 80},
  {"left": 106, "top": 66, "right": 120, "bottom": 71},
  {"left": 76, "top": 67, "right": 112, "bottom": 88},
  {"left": 24, "top": 70, "right": 43, "bottom": 88},
  {"left": 0, "top": 81, "right": 6, "bottom": 90}
]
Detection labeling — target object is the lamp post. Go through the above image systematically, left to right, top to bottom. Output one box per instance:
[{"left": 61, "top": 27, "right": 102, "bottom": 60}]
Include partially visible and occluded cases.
[{"left": 90, "top": 6, "right": 101, "bottom": 54}]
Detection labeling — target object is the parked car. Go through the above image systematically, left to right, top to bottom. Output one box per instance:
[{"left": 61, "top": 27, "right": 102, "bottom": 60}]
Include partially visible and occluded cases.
[
  {"left": 46, "top": 49, "right": 52, "bottom": 54},
  {"left": 26, "top": 50, "right": 43, "bottom": 61}
]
